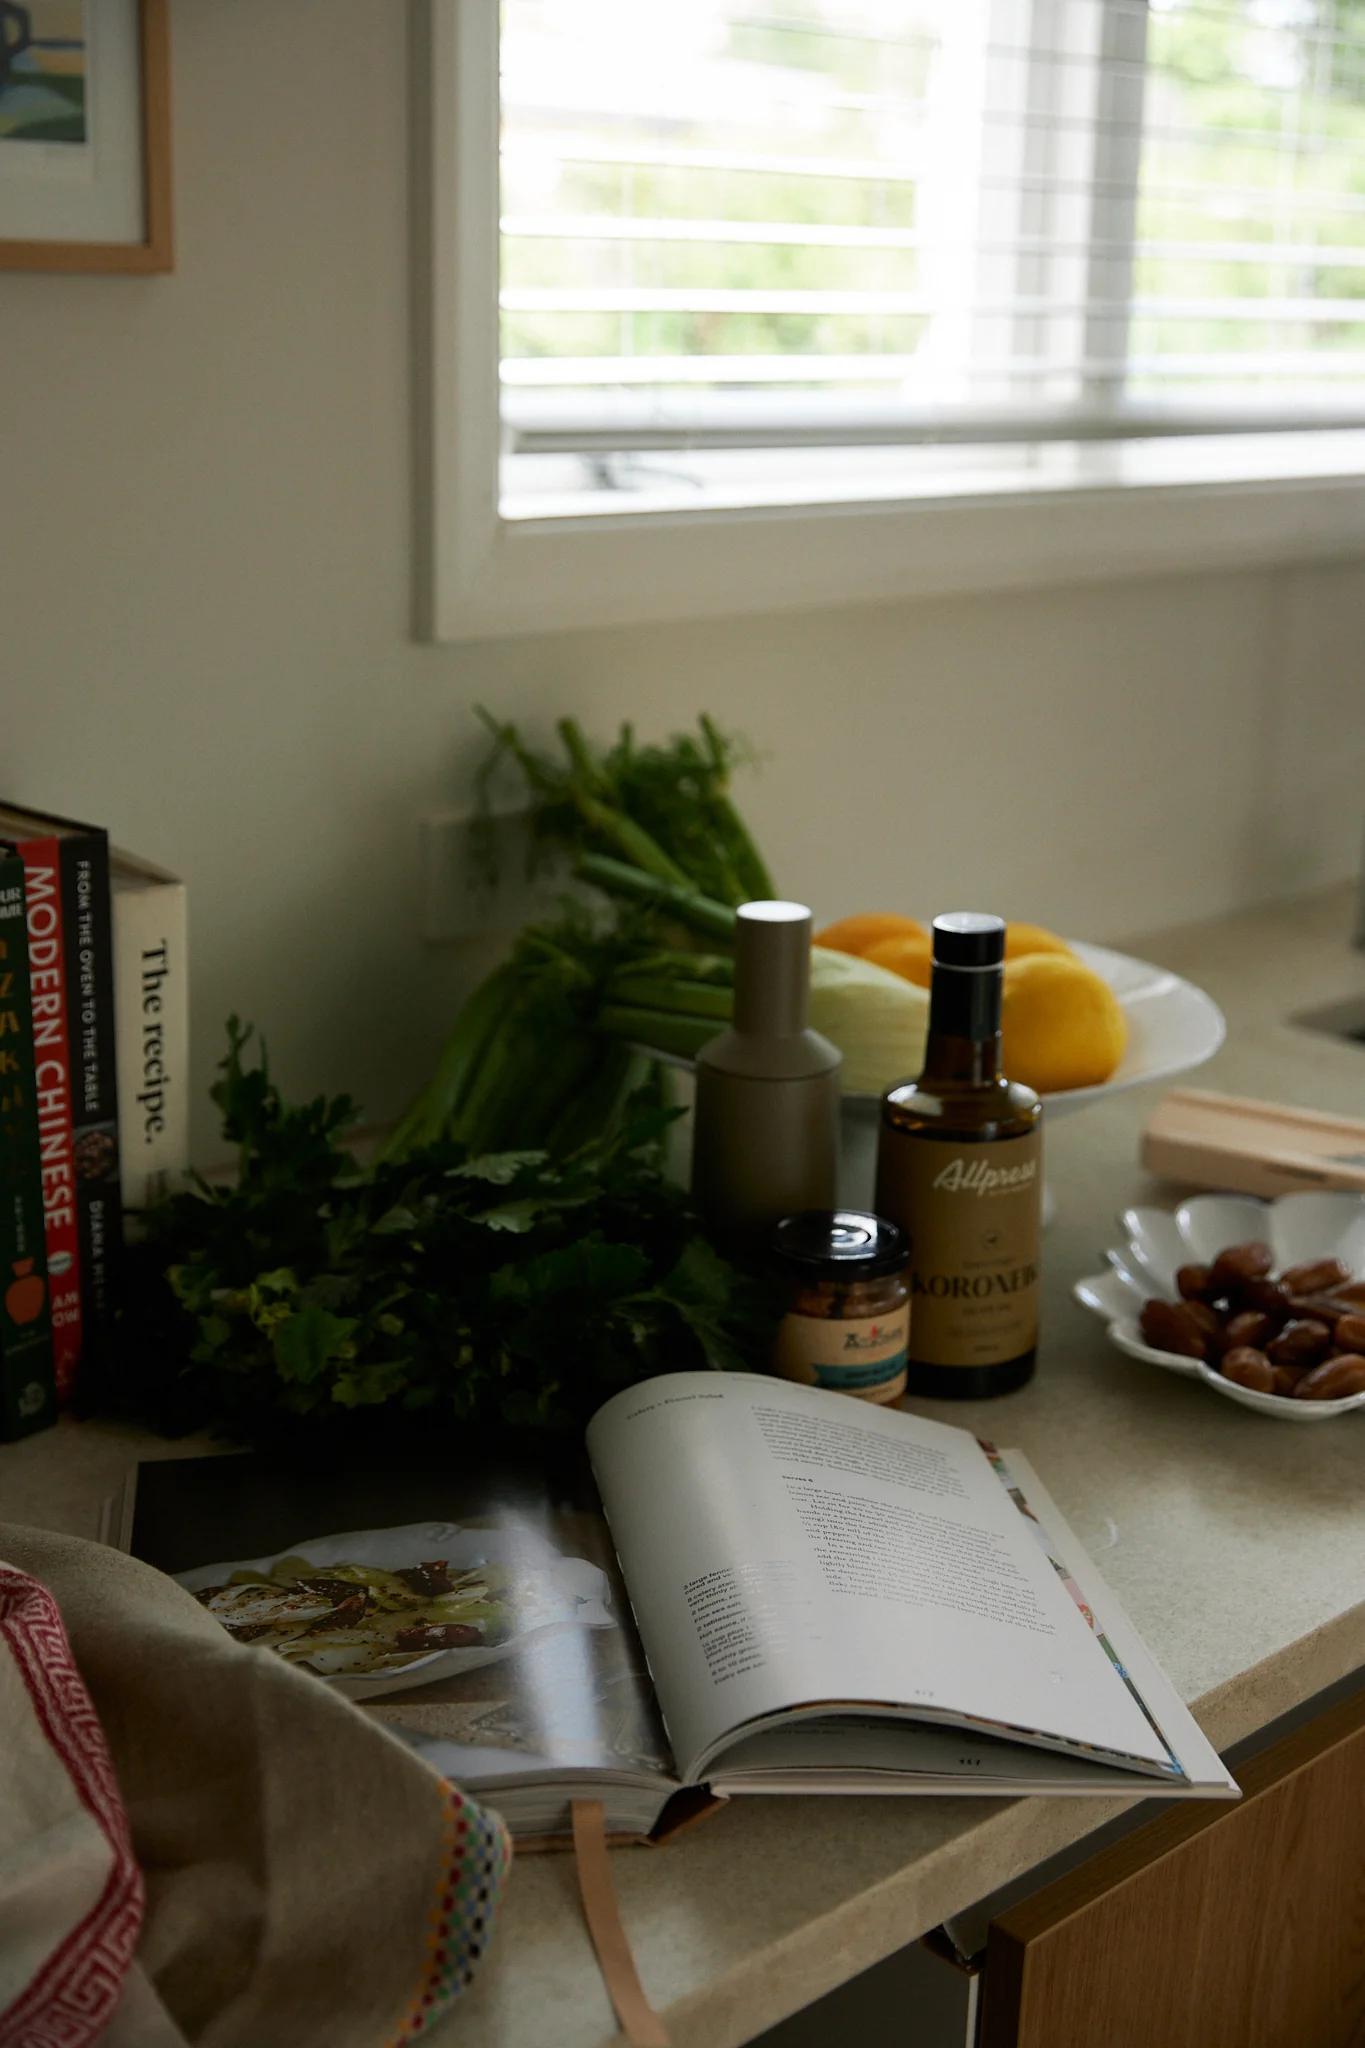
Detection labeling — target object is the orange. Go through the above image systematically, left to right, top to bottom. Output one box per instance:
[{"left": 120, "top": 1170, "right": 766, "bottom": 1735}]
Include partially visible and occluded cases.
[
  {"left": 813, "top": 912, "right": 926, "bottom": 958},
  {"left": 1004, "top": 922, "right": 1075, "bottom": 960},
  {"left": 864, "top": 933, "right": 934, "bottom": 988},
  {"left": 1001, "top": 953, "right": 1127, "bottom": 1094}
]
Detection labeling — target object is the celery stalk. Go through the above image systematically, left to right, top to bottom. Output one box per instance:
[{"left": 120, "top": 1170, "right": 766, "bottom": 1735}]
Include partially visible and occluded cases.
[
  {"left": 698, "top": 712, "right": 775, "bottom": 899},
  {"left": 556, "top": 716, "right": 607, "bottom": 794},
  {"left": 569, "top": 789, "right": 694, "bottom": 889},
  {"left": 711, "top": 793, "right": 775, "bottom": 901},
  {"left": 576, "top": 856, "right": 738, "bottom": 942},
  {"left": 623, "top": 949, "right": 733, "bottom": 985},
  {"left": 381, "top": 962, "right": 523, "bottom": 1159},
  {"left": 608, "top": 976, "right": 732, "bottom": 1021},
  {"left": 447, "top": 980, "right": 576, "bottom": 1151},
  {"left": 598, "top": 1005, "right": 716, "bottom": 1060},
  {"left": 467, "top": 1024, "right": 601, "bottom": 1153},
  {"left": 543, "top": 1041, "right": 649, "bottom": 1155}
]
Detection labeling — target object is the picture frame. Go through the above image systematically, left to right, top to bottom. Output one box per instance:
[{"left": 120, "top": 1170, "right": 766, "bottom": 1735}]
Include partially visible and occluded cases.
[{"left": 0, "top": 0, "right": 171, "bottom": 272}]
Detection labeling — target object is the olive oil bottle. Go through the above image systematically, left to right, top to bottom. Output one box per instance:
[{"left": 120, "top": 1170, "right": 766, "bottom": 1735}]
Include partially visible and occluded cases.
[{"left": 875, "top": 913, "right": 1041, "bottom": 1398}]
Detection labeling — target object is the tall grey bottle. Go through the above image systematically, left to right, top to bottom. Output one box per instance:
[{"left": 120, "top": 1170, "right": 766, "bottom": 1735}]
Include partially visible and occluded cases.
[{"left": 691, "top": 901, "right": 841, "bottom": 1243}]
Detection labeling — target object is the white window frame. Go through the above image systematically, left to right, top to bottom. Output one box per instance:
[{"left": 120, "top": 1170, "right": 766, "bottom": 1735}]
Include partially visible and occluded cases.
[{"left": 416, "top": 0, "right": 1365, "bottom": 643}]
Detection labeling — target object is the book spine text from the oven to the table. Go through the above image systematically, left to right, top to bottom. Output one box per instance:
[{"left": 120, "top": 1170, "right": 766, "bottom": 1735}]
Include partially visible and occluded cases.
[{"left": 62, "top": 827, "right": 122, "bottom": 1371}]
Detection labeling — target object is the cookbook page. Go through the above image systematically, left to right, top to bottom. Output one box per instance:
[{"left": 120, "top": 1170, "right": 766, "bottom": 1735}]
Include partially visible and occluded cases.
[
  {"left": 587, "top": 1373, "right": 1173, "bottom": 1783},
  {"left": 128, "top": 1439, "right": 674, "bottom": 1793},
  {"left": 997, "top": 1452, "right": 1235, "bottom": 1795}
]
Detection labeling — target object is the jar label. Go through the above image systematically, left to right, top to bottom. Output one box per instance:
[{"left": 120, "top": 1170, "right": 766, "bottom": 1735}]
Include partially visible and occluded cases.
[
  {"left": 876, "top": 1129, "right": 1041, "bottom": 1368},
  {"left": 773, "top": 1305, "right": 910, "bottom": 1401}
]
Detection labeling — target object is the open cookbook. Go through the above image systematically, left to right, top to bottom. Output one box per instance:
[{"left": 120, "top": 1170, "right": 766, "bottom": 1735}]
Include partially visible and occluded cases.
[{"left": 115, "top": 1372, "right": 1236, "bottom": 1842}]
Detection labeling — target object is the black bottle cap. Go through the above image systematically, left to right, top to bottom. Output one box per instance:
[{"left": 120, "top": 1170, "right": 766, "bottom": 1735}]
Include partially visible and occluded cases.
[
  {"left": 932, "top": 912, "right": 1005, "bottom": 968},
  {"left": 771, "top": 1209, "right": 908, "bottom": 1280}
]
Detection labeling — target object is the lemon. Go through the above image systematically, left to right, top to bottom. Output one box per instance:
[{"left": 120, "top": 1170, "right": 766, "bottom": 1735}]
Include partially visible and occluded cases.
[
  {"left": 813, "top": 912, "right": 926, "bottom": 958},
  {"left": 1005, "top": 922, "right": 1075, "bottom": 960},
  {"left": 864, "top": 933, "right": 934, "bottom": 988},
  {"left": 1001, "top": 953, "right": 1127, "bottom": 1093}
]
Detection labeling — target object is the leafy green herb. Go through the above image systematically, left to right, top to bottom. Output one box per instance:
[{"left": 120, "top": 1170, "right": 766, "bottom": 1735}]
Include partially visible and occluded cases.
[
  {"left": 473, "top": 710, "right": 774, "bottom": 908},
  {"left": 108, "top": 1022, "right": 777, "bottom": 1445}
]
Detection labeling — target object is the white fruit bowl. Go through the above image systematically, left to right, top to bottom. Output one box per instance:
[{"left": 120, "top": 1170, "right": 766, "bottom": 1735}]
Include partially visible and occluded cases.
[{"left": 1074, "top": 1191, "right": 1365, "bottom": 1420}]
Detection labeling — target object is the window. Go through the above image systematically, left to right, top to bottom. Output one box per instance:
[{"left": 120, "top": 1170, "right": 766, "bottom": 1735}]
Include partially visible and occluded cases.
[{"left": 419, "top": 0, "right": 1365, "bottom": 637}]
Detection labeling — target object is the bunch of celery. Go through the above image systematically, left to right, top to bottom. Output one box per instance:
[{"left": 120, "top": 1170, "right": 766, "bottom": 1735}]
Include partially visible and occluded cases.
[
  {"left": 386, "top": 716, "right": 770, "bottom": 1161},
  {"left": 386, "top": 837, "right": 929, "bottom": 1160}
]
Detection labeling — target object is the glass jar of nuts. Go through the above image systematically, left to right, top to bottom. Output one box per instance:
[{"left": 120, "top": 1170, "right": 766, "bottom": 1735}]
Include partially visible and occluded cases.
[{"left": 770, "top": 1209, "right": 910, "bottom": 1404}]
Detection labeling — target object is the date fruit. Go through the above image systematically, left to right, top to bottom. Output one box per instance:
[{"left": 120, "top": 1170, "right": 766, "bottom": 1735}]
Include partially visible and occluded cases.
[
  {"left": 1134, "top": 1241, "right": 1363, "bottom": 1404},
  {"left": 1210, "top": 1241, "right": 1274, "bottom": 1290},
  {"left": 1279, "top": 1256, "right": 1351, "bottom": 1295},
  {"left": 1176, "top": 1264, "right": 1216, "bottom": 1302},
  {"left": 1232, "top": 1278, "right": 1291, "bottom": 1327},
  {"left": 1285, "top": 1293, "right": 1348, "bottom": 1326},
  {"left": 1139, "top": 1299, "right": 1207, "bottom": 1359},
  {"left": 1221, "top": 1310, "right": 1275, "bottom": 1353},
  {"left": 1265, "top": 1319, "right": 1333, "bottom": 1368},
  {"left": 1220, "top": 1347, "right": 1276, "bottom": 1392},
  {"left": 1292, "top": 1354, "right": 1365, "bottom": 1401}
]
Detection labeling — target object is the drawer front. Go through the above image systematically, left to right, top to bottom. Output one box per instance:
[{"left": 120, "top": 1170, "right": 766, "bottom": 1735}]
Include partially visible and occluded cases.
[{"left": 984, "top": 1686, "right": 1365, "bottom": 2048}]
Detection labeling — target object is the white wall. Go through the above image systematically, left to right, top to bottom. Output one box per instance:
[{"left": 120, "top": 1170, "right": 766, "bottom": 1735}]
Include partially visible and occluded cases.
[{"left": 3, "top": 0, "right": 1364, "bottom": 1157}]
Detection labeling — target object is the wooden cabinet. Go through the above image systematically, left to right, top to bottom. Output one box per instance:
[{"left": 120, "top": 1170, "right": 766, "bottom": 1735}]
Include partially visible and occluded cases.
[{"left": 983, "top": 1687, "right": 1365, "bottom": 2048}]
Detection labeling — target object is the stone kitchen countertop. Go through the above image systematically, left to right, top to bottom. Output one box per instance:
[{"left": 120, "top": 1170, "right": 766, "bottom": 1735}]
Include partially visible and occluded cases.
[{"left": 4, "top": 885, "right": 1365, "bottom": 2048}]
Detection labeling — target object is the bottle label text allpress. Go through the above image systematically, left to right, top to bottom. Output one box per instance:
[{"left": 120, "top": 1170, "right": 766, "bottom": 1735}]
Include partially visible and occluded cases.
[{"left": 878, "top": 1130, "right": 1042, "bottom": 1368}]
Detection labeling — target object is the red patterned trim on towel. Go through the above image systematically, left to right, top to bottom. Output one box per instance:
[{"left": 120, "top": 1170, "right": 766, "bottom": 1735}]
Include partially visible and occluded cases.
[
  {"left": 0, "top": 1568, "right": 144, "bottom": 2048},
  {"left": 388, "top": 1776, "right": 512, "bottom": 2042}
]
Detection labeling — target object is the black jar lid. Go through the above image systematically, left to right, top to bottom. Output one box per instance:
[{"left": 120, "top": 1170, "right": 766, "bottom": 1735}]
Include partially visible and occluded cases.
[{"left": 771, "top": 1209, "right": 908, "bottom": 1280}]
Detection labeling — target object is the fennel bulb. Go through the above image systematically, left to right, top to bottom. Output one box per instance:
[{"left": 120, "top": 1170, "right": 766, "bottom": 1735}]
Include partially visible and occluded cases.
[{"left": 808, "top": 946, "right": 929, "bottom": 1095}]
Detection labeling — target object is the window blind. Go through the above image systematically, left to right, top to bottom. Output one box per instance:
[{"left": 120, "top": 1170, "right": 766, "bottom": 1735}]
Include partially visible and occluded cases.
[{"left": 499, "top": 0, "right": 1365, "bottom": 486}]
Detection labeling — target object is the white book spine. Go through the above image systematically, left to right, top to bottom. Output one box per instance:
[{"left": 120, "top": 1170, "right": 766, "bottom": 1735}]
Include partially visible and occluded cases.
[{"left": 113, "top": 873, "right": 189, "bottom": 1211}]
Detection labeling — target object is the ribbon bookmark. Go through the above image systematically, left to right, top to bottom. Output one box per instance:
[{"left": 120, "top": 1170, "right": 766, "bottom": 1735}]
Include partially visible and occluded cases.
[{"left": 571, "top": 1800, "right": 670, "bottom": 2048}]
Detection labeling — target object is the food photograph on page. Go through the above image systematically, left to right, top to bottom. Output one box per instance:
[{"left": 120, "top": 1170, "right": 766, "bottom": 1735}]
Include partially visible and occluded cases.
[{"left": 125, "top": 1437, "right": 673, "bottom": 1807}]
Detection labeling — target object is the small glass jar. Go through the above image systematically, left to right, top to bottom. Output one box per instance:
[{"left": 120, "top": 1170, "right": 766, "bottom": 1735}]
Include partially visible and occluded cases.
[{"left": 769, "top": 1210, "right": 911, "bottom": 1404}]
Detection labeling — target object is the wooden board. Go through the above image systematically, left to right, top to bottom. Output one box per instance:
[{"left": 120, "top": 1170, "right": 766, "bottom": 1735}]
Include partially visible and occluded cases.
[
  {"left": 1141, "top": 1086, "right": 1365, "bottom": 1196},
  {"left": 983, "top": 1685, "right": 1365, "bottom": 2048}
]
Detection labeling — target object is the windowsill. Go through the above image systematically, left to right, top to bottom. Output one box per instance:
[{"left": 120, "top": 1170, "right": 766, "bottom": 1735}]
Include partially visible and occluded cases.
[
  {"left": 500, "top": 429, "right": 1365, "bottom": 523},
  {"left": 431, "top": 431, "right": 1365, "bottom": 642}
]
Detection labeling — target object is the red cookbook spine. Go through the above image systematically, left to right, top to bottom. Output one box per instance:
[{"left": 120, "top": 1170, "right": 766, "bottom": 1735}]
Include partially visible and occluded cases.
[{"left": 14, "top": 837, "right": 83, "bottom": 1398}]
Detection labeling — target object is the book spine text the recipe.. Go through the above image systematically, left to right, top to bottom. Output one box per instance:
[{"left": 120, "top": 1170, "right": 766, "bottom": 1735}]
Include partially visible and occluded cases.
[{"left": 113, "top": 872, "right": 189, "bottom": 1213}]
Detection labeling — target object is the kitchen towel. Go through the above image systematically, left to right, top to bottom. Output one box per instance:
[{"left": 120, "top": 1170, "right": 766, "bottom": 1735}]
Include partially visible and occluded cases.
[{"left": 0, "top": 1524, "right": 510, "bottom": 2048}]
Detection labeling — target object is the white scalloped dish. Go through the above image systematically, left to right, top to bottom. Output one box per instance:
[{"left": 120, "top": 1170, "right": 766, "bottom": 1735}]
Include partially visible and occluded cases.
[{"left": 1074, "top": 1191, "right": 1365, "bottom": 1421}]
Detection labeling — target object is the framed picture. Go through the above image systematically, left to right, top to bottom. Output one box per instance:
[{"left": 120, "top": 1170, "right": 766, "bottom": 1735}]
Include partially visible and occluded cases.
[{"left": 0, "top": 0, "right": 170, "bottom": 271}]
